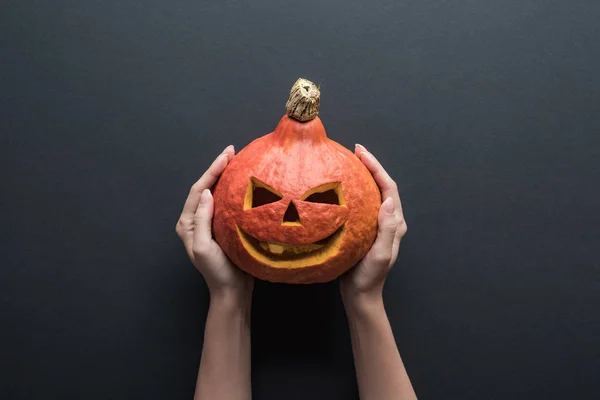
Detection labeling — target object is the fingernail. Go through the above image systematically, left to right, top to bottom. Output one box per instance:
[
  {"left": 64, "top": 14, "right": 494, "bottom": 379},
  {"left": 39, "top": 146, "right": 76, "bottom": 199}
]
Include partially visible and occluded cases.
[
  {"left": 355, "top": 143, "right": 367, "bottom": 152},
  {"left": 223, "top": 144, "right": 234, "bottom": 154},
  {"left": 200, "top": 189, "right": 211, "bottom": 205},
  {"left": 383, "top": 197, "right": 394, "bottom": 214}
]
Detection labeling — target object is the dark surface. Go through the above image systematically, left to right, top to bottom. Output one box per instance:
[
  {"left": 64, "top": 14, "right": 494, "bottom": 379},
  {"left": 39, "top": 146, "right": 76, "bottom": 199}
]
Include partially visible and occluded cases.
[{"left": 2, "top": 1, "right": 599, "bottom": 399}]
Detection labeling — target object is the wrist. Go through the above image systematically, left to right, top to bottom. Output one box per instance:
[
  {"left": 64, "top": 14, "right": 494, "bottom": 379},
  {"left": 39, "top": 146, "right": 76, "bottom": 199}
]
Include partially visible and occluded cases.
[
  {"left": 209, "top": 286, "right": 253, "bottom": 312},
  {"left": 342, "top": 290, "right": 385, "bottom": 318}
]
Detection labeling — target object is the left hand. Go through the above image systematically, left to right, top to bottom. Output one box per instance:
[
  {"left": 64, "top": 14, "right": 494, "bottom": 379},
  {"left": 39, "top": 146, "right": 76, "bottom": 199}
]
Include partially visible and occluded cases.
[{"left": 176, "top": 145, "right": 254, "bottom": 301}]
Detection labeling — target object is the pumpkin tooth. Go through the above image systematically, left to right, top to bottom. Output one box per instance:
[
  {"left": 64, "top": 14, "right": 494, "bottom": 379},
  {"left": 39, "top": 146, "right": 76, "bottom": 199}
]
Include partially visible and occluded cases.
[
  {"left": 261, "top": 241, "right": 326, "bottom": 254},
  {"left": 268, "top": 243, "right": 284, "bottom": 254},
  {"left": 287, "top": 243, "right": 325, "bottom": 254}
]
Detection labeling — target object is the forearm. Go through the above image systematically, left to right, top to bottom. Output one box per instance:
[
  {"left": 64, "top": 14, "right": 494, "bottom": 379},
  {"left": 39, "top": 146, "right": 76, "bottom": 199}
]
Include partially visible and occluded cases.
[
  {"left": 194, "top": 292, "right": 252, "bottom": 400},
  {"left": 345, "top": 295, "right": 417, "bottom": 400}
]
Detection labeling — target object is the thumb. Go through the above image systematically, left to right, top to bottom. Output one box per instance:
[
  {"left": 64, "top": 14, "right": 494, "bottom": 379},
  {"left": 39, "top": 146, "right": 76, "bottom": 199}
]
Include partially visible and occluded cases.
[
  {"left": 193, "top": 189, "right": 214, "bottom": 256},
  {"left": 368, "top": 197, "right": 397, "bottom": 266}
]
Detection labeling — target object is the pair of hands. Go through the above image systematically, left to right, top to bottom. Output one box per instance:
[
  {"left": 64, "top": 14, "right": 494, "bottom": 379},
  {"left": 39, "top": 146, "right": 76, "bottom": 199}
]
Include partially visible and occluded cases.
[{"left": 175, "top": 144, "right": 407, "bottom": 306}]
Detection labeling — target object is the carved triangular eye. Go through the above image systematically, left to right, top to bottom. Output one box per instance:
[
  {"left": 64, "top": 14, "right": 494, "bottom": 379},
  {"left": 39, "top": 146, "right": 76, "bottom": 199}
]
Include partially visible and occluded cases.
[
  {"left": 244, "top": 178, "right": 283, "bottom": 209},
  {"left": 302, "top": 183, "right": 345, "bottom": 205},
  {"left": 305, "top": 189, "right": 339, "bottom": 204}
]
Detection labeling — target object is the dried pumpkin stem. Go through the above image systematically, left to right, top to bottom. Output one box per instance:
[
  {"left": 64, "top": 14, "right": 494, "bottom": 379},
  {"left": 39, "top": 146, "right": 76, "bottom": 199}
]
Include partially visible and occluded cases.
[{"left": 285, "top": 78, "right": 320, "bottom": 122}]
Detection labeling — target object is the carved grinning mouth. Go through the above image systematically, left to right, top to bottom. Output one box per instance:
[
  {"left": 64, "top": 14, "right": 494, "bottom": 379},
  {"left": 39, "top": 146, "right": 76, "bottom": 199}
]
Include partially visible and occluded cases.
[{"left": 236, "top": 224, "right": 346, "bottom": 268}]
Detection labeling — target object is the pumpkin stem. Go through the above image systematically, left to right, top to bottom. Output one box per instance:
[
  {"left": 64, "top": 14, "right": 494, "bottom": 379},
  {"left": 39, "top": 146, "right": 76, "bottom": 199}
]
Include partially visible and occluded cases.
[{"left": 285, "top": 78, "right": 320, "bottom": 122}]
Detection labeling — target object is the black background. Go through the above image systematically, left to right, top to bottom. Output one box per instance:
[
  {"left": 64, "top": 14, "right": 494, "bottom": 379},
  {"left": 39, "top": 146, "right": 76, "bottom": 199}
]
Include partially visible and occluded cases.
[{"left": 2, "top": 1, "right": 599, "bottom": 399}]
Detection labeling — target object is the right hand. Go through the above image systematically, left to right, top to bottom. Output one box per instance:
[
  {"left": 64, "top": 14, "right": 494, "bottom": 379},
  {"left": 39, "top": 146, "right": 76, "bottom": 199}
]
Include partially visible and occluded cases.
[
  {"left": 340, "top": 144, "right": 407, "bottom": 308},
  {"left": 175, "top": 145, "right": 254, "bottom": 301}
]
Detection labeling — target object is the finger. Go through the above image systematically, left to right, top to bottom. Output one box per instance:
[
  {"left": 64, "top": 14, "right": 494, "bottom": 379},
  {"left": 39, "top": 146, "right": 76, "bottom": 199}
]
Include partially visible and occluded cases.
[
  {"left": 355, "top": 143, "right": 367, "bottom": 157},
  {"left": 222, "top": 144, "right": 235, "bottom": 162},
  {"left": 355, "top": 144, "right": 406, "bottom": 220},
  {"left": 355, "top": 144, "right": 407, "bottom": 263},
  {"left": 180, "top": 145, "right": 233, "bottom": 221},
  {"left": 355, "top": 145, "right": 397, "bottom": 196},
  {"left": 192, "top": 189, "right": 214, "bottom": 259},
  {"left": 367, "top": 197, "right": 397, "bottom": 266}
]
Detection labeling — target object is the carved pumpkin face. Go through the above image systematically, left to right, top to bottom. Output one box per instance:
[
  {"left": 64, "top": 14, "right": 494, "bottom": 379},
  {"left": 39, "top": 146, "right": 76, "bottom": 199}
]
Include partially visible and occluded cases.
[{"left": 212, "top": 79, "right": 380, "bottom": 283}]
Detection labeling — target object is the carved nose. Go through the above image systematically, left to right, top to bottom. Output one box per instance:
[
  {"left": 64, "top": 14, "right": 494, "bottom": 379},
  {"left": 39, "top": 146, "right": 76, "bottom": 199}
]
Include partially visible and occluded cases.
[{"left": 282, "top": 201, "right": 301, "bottom": 225}]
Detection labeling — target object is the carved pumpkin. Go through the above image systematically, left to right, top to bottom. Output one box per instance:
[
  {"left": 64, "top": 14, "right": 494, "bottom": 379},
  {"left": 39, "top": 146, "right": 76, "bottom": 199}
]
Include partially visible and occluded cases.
[{"left": 212, "top": 78, "right": 380, "bottom": 283}]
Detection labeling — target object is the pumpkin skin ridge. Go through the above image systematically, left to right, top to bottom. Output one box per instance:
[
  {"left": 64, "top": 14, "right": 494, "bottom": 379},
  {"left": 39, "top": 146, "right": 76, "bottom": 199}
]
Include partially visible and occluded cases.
[{"left": 213, "top": 113, "right": 380, "bottom": 284}]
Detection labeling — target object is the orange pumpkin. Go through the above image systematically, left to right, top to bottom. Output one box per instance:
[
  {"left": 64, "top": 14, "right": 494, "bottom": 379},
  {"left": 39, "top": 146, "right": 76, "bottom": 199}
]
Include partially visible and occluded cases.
[{"left": 212, "top": 78, "right": 380, "bottom": 283}]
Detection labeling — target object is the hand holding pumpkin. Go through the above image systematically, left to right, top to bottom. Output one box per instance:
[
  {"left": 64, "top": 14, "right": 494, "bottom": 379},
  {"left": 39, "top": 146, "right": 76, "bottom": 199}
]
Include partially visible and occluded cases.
[
  {"left": 182, "top": 80, "right": 416, "bottom": 400},
  {"left": 340, "top": 144, "right": 407, "bottom": 308},
  {"left": 176, "top": 146, "right": 254, "bottom": 302}
]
